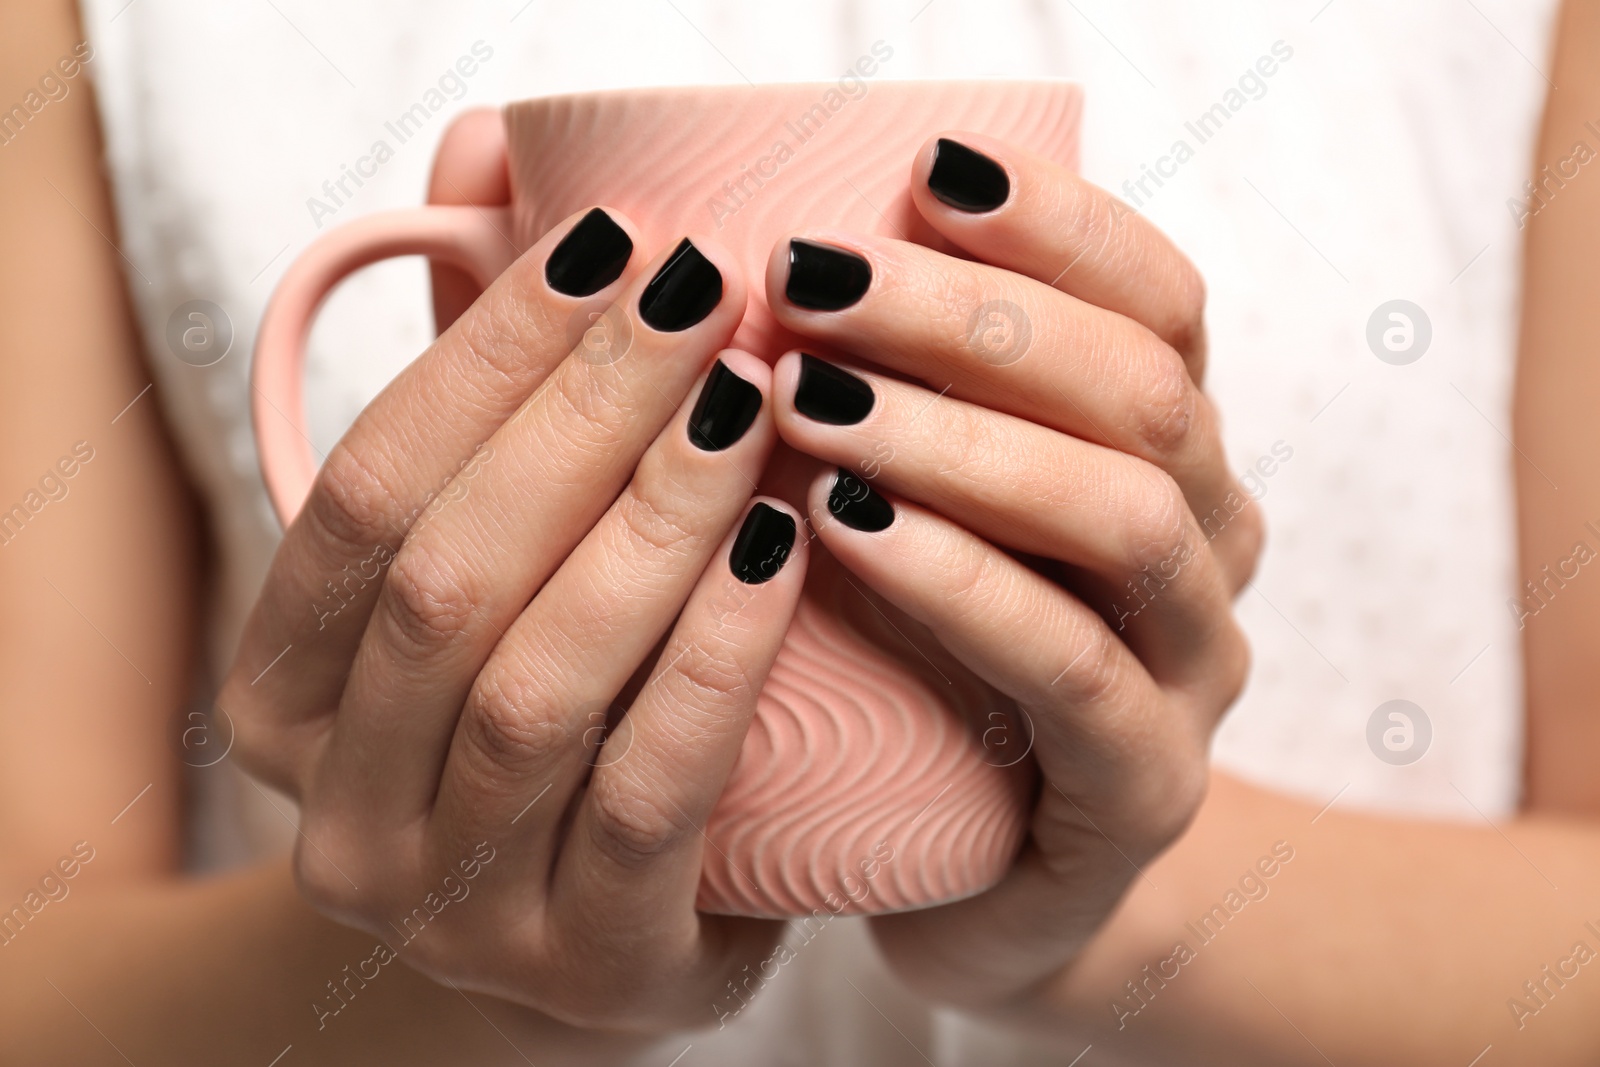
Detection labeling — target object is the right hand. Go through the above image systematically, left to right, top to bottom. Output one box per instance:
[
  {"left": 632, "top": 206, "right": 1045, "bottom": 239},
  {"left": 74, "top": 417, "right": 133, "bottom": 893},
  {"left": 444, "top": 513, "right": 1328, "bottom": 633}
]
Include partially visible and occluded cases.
[{"left": 220, "top": 203, "right": 808, "bottom": 1033}]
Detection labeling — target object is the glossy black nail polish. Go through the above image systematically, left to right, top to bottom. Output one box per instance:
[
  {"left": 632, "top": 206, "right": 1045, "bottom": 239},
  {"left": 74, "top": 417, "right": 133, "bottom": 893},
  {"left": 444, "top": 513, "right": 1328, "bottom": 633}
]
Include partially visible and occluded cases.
[
  {"left": 928, "top": 138, "right": 1010, "bottom": 212},
  {"left": 545, "top": 208, "right": 633, "bottom": 297},
  {"left": 638, "top": 238, "right": 723, "bottom": 331},
  {"left": 786, "top": 239, "right": 871, "bottom": 311},
  {"left": 794, "top": 354, "right": 874, "bottom": 425},
  {"left": 688, "top": 360, "right": 762, "bottom": 452},
  {"left": 828, "top": 468, "right": 894, "bottom": 532},
  {"left": 729, "top": 503, "right": 796, "bottom": 585}
]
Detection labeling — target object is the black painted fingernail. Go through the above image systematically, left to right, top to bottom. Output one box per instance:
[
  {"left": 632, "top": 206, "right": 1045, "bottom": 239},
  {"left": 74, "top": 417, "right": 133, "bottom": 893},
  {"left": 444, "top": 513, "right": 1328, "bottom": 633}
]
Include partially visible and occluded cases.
[
  {"left": 928, "top": 138, "right": 1010, "bottom": 212},
  {"left": 545, "top": 208, "right": 633, "bottom": 297},
  {"left": 639, "top": 238, "right": 723, "bottom": 331},
  {"left": 786, "top": 239, "right": 871, "bottom": 311},
  {"left": 794, "top": 354, "right": 874, "bottom": 425},
  {"left": 688, "top": 360, "right": 762, "bottom": 452},
  {"left": 828, "top": 468, "right": 894, "bottom": 532},
  {"left": 730, "top": 503, "right": 796, "bottom": 585}
]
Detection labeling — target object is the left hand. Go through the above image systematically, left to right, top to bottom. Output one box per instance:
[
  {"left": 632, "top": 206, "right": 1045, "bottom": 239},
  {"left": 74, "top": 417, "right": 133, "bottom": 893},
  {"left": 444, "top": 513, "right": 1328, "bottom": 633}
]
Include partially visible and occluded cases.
[{"left": 763, "top": 132, "right": 1261, "bottom": 1009}]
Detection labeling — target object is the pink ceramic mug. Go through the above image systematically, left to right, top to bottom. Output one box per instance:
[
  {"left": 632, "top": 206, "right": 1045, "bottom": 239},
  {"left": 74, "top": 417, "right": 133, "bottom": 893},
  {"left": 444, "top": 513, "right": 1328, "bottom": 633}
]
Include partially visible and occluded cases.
[{"left": 254, "top": 78, "right": 1081, "bottom": 918}]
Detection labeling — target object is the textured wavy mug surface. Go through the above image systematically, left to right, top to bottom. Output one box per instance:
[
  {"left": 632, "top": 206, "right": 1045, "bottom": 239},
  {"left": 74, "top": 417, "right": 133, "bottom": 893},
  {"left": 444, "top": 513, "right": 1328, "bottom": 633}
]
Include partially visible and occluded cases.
[
  {"left": 257, "top": 81, "right": 1080, "bottom": 920},
  {"left": 503, "top": 81, "right": 1079, "bottom": 917}
]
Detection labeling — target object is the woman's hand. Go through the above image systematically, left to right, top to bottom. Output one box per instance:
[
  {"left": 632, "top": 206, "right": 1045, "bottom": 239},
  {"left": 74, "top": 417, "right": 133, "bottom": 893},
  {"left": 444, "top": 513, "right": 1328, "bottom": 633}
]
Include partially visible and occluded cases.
[
  {"left": 764, "top": 133, "right": 1261, "bottom": 1008},
  {"left": 220, "top": 206, "right": 810, "bottom": 1034}
]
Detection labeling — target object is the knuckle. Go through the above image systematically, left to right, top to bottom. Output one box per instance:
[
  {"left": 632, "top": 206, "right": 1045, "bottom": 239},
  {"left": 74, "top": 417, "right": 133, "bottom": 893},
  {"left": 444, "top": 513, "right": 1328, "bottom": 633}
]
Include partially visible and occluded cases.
[
  {"left": 1164, "top": 264, "right": 1208, "bottom": 355},
  {"left": 451, "top": 281, "right": 555, "bottom": 398},
  {"left": 1131, "top": 352, "right": 1196, "bottom": 459},
  {"left": 546, "top": 359, "right": 626, "bottom": 451},
  {"left": 309, "top": 443, "right": 399, "bottom": 558},
  {"left": 614, "top": 471, "right": 700, "bottom": 559},
  {"left": 1121, "top": 471, "right": 1193, "bottom": 575},
  {"left": 381, "top": 538, "right": 481, "bottom": 655},
  {"left": 1053, "top": 622, "right": 1123, "bottom": 709},
  {"left": 1216, "top": 622, "right": 1252, "bottom": 712},
  {"left": 665, "top": 638, "right": 756, "bottom": 710},
  {"left": 462, "top": 674, "right": 571, "bottom": 776},
  {"left": 1140, "top": 755, "right": 1209, "bottom": 848},
  {"left": 586, "top": 775, "right": 684, "bottom": 869},
  {"left": 290, "top": 831, "right": 367, "bottom": 922}
]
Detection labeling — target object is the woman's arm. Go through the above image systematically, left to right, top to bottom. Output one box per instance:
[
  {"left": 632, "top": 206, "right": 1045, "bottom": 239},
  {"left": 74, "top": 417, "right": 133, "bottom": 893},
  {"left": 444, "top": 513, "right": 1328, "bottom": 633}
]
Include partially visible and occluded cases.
[
  {"left": 1513, "top": 0, "right": 1600, "bottom": 817},
  {"left": 0, "top": 3, "right": 647, "bottom": 1062},
  {"left": 1019, "top": 4, "right": 1600, "bottom": 1062}
]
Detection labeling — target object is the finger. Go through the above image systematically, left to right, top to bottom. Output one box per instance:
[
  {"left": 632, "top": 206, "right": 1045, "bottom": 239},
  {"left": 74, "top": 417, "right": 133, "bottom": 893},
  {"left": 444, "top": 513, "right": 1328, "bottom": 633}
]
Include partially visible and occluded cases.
[
  {"left": 426, "top": 107, "right": 512, "bottom": 332},
  {"left": 910, "top": 132, "right": 1208, "bottom": 377},
  {"left": 227, "top": 203, "right": 646, "bottom": 789},
  {"left": 764, "top": 229, "right": 1244, "bottom": 534},
  {"left": 322, "top": 238, "right": 747, "bottom": 824},
  {"left": 428, "top": 351, "right": 775, "bottom": 872},
  {"left": 773, "top": 352, "right": 1241, "bottom": 684},
  {"left": 803, "top": 473, "right": 1243, "bottom": 837},
  {"left": 814, "top": 474, "right": 1239, "bottom": 1003},
  {"left": 551, "top": 499, "right": 806, "bottom": 947}
]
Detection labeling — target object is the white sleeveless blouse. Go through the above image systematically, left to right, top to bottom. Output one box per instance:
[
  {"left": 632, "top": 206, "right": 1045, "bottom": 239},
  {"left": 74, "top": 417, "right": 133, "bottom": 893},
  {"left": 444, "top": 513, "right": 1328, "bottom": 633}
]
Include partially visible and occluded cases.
[{"left": 78, "top": 0, "right": 1557, "bottom": 1061}]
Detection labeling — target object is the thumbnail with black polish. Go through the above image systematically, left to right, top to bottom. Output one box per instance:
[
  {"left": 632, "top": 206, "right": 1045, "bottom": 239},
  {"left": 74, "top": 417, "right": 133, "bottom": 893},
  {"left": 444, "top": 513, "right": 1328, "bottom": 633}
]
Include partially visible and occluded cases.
[
  {"left": 928, "top": 138, "right": 1011, "bottom": 212},
  {"left": 545, "top": 208, "right": 634, "bottom": 297},
  {"left": 639, "top": 238, "right": 723, "bottom": 331},
  {"left": 786, "top": 239, "right": 871, "bottom": 311},
  {"left": 794, "top": 354, "right": 874, "bottom": 425},
  {"left": 688, "top": 360, "right": 762, "bottom": 452},
  {"left": 828, "top": 468, "right": 894, "bottom": 532},
  {"left": 730, "top": 503, "right": 796, "bottom": 585}
]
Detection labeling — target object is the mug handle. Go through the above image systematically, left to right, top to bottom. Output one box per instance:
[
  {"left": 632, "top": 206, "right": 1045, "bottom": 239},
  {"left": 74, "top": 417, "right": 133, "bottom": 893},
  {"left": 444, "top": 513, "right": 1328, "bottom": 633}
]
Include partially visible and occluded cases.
[{"left": 252, "top": 206, "right": 517, "bottom": 526}]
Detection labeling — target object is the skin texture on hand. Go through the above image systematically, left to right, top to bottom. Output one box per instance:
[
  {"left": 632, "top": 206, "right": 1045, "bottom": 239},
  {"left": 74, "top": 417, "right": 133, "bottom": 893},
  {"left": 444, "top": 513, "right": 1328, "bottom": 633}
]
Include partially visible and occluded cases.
[
  {"left": 9, "top": 5, "right": 1600, "bottom": 1063},
  {"left": 762, "top": 129, "right": 1258, "bottom": 1010}
]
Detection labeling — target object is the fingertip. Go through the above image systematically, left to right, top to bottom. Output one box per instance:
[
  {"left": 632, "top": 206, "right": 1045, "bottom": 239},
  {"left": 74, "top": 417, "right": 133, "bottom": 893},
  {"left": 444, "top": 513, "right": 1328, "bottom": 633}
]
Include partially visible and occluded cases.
[
  {"left": 541, "top": 205, "right": 646, "bottom": 299},
  {"left": 633, "top": 233, "right": 749, "bottom": 335},
  {"left": 710, "top": 347, "right": 772, "bottom": 396},
  {"left": 807, "top": 466, "right": 898, "bottom": 540},
  {"left": 728, "top": 496, "right": 808, "bottom": 587}
]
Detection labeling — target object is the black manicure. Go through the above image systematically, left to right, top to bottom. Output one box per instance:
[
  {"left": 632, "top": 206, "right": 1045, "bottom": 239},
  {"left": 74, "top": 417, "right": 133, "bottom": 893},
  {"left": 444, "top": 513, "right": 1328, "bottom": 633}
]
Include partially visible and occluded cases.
[
  {"left": 927, "top": 138, "right": 1010, "bottom": 212},
  {"left": 545, "top": 208, "right": 633, "bottom": 297},
  {"left": 638, "top": 238, "right": 723, "bottom": 331},
  {"left": 786, "top": 239, "right": 871, "bottom": 311},
  {"left": 794, "top": 354, "right": 874, "bottom": 425},
  {"left": 688, "top": 360, "right": 762, "bottom": 452},
  {"left": 828, "top": 468, "right": 894, "bottom": 532},
  {"left": 729, "top": 503, "right": 796, "bottom": 585}
]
